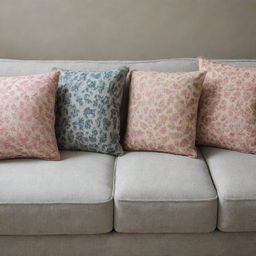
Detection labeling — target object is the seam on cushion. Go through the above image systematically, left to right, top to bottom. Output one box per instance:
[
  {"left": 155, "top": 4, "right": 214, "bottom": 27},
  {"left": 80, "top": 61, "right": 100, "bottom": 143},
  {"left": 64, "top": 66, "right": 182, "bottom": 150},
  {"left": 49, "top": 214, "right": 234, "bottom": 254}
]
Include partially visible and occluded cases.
[
  {"left": 0, "top": 58, "right": 255, "bottom": 64},
  {"left": 0, "top": 58, "right": 196, "bottom": 64},
  {"left": 199, "top": 147, "right": 218, "bottom": 195},
  {"left": 200, "top": 147, "right": 223, "bottom": 207},
  {"left": 108, "top": 155, "right": 117, "bottom": 202},
  {"left": 112, "top": 156, "right": 118, "bottom": 228},
  {"left": 112, "top": 156, "right": 118, "bottom": 200},
  {"left": 116, "top": 196, "right": 218, "bottom": 203},
  {"left": 218, "top": 196, "right": 256, "bottom": 202},
  {"left": 0, "top": 200, "right": 113, "bottom": 205},
  {"left": 0, "top": 231, "right": 112, "bottom": 236}
]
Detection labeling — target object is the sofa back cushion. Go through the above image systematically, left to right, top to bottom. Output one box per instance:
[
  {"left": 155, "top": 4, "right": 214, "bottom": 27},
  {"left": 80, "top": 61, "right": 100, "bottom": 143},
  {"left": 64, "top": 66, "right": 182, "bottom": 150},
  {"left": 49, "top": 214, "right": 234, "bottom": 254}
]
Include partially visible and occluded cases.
[{"left": 0, "top": 58, "right": 255, "bottom": 142}]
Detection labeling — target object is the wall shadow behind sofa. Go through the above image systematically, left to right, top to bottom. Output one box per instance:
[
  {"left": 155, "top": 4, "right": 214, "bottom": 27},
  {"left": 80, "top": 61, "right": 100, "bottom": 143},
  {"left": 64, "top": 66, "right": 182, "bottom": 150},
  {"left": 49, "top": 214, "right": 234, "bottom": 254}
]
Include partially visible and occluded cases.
[{"left": 0, "top": 0, "right": 255, "bottom": 60}]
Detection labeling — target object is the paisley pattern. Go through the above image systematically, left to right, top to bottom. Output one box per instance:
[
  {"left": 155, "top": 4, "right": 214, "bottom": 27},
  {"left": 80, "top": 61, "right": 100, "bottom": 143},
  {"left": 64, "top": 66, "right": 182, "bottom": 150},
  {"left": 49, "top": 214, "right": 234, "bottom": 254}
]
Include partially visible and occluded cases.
[
  {"left": 197, "top": 58, "right": 256, "bottom": 154},
  {"left": 53, "top": 67, "right": 129, "bottom": 155},
  {"left": 124, "top": 70, "right": 206, "bottom": 157},
  {"left": 0, "top": 72, "right": 60, "bottom": 160}
]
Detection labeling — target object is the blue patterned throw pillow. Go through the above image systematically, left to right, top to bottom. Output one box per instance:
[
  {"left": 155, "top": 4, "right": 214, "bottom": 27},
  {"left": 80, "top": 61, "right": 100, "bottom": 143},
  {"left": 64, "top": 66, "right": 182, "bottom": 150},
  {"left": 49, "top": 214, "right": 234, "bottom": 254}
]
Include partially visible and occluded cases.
[{"left": 52, "top": 66, "right": 129, "bottom": 155}]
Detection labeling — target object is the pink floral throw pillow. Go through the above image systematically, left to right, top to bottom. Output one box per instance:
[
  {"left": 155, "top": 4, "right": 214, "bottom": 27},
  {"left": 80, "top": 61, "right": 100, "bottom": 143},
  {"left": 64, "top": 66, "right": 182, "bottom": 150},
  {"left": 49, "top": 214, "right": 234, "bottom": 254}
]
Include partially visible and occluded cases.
[
  {"left": 197, "top": 58, "right": 256, "bottom": 154},
  {"left": 124, "top": 70, "right": 206, "bottom": 157},
  {"left": 0, "top": 72, "right": 61, "bottom": 160}
]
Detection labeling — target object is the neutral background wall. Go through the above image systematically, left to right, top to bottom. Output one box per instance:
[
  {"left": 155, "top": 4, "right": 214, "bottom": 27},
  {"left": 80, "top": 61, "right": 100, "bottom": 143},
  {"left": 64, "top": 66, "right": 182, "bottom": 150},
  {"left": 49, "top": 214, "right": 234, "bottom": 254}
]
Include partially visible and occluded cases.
[{"left": 0, "top": 0, "right": 255, "bottom": 60}]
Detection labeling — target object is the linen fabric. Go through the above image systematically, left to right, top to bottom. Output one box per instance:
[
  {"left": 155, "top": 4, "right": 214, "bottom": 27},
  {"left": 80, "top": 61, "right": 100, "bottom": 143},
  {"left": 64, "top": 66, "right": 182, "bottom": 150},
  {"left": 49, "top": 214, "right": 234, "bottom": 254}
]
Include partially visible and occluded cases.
[
  {"left": 1, "top": 58, "right": 255, "bottom": 139},
  {"left": 197, "top": 58, "right": 256, "bottom": 153},
  {"left": 53, "top": 67, "right": 129, "bottom": 155},
  {"left": 124, "top": 70, "right": 206, "bottom": 157},
  {"left": 0, "top": 72, "right": 60, "bottom": 160},
  {"left": 201, "top": 146, "right": 256, "bottom": 232},
  {"left": 0, "top": 151, "right": 115, "bottom": 235},
  {"left": 114, "top": 151, "right": 217, "bottom": 233},
  {"left": 0, "top": 232, "right": 256, "bottom": 256}
]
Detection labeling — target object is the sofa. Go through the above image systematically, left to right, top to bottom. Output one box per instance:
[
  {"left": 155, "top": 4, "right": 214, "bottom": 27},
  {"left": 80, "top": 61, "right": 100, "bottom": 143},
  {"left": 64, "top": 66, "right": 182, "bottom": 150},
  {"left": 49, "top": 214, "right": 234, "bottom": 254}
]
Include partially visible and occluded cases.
[{"left": 0, "top": 58, "right": 255, "bottom": 256}]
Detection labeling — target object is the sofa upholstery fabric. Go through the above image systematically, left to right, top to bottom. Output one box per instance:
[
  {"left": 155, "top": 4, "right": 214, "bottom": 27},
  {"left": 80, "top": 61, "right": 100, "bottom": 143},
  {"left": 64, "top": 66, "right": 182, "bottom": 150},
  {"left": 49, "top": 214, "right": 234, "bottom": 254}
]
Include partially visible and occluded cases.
[
  {"left": 1, "top": 58, "right": 256, "bottom": 255},
  {"left": 1, "top": 59, "right": 255, "bottom": 141},
  {"left": 200, "top": 146, "right": 256, "bottom": 232},
  {"left": 0, "top": 151, "right": 115, "bottom": 235},
  {"left": 115, "top": 151, "right": 217, "bottom": 233},
  {"left": 1, "top": 231, "right": 255, "bottom": 256}
]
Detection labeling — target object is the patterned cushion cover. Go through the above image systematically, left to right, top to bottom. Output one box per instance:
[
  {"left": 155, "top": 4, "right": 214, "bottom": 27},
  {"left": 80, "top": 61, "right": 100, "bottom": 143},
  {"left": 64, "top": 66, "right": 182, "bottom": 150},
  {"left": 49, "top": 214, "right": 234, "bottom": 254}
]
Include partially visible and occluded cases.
[
  {"left": 197, "top": 58, "right": 256, "bottom": 154},
  {"left": 53, "top": 67, "right": 129, "bottom": 155},
  {"left": 124, "top": 70, "right": 206, "bottom": 157},
  {"left": 0, "top": 72, "right": 60, "bottom": 160}
]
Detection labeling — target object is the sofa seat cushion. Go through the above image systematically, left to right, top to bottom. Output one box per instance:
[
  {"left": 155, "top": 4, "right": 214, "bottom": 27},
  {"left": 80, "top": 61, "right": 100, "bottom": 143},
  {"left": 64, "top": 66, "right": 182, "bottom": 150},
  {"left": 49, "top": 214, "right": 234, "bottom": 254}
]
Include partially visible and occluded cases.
[
  {"left": 200, "top": 147, "right": 256, "bottom": 232},
  {"left": 0, "top": 151, "right": 115, "bottom": 235},
  {"left": 114, "top": 151, "right": 217, "bottom": 233}
]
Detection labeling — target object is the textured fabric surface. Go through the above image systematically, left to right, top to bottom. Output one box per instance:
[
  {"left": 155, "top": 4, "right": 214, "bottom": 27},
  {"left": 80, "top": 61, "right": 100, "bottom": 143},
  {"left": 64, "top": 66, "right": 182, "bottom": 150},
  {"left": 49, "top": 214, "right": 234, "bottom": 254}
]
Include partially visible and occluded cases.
[
  {"left": 0, "top": 58, "right": 255, "bottom": 140},
  {"left": 197, "top": 58, "right": 256, "bottom": 154},
  {"left": 1, "top": 59, "right": 256, "bottom": 77},
  {"left": 53, "top": 67, "right": 129, "bottom": 155},
  {"left": 124, "top": 70, "right": 206, "bottom": 157},
  {"left": 0, "top": 72, "right": 60, "bottom": 160},
  {"left": 201, "top": 146, "right": 256, "bottom": 232},
  {"left": 0, "top": 151, "right": 115, "bottom": 235},
  {"left": 115, "top": 151, "right": 217, "bottom": 233},
  {"left": 0, "top": 231, "right": 256, "bottom": 256}
]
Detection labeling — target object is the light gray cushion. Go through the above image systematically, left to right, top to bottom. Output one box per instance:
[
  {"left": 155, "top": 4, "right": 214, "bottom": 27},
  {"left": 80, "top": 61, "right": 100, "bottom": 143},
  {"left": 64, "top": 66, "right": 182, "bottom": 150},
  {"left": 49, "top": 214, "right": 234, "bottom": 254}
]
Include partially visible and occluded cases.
[
  {"left": 1, "top": 59, "right": 256, "bottom": 77},
  {"left": 200, "top": 146, "right": 256, "bottom": 232},
  {"left": 0, "top": 151, "right": 115, "bottom": 235},
  {"left": 114, "top": 151, "right": 217, "bottom": 233}
]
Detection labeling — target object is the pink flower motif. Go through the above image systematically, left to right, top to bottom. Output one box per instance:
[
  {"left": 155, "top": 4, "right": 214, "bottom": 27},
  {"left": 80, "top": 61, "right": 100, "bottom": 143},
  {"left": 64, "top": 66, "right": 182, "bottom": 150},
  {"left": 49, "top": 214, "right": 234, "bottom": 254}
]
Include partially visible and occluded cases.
[
  {"left": 197, "top": 58, "right": 256, "bottom": 154},
  {"left": 124, "top": 70, "right": 205, "bottom": 157},
  {"left": 0, "top": 72, "right": 60, "bottom": 160}
]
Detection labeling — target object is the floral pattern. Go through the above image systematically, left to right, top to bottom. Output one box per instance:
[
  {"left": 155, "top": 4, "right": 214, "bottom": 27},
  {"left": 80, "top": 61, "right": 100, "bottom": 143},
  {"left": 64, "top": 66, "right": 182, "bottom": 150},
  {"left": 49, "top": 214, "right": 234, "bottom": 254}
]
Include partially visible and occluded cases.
[
  {"left": 197, "top": 58, "right": 256, "bottom": 154},
  {"left": 53, "top": 67, "right": 129, "bottom": 155},
  {"left": 124, "top": 70, "right": 206, "bottom": 157},
  {"left": 0, "top": 72, "right": 60, "bottom": 160}
]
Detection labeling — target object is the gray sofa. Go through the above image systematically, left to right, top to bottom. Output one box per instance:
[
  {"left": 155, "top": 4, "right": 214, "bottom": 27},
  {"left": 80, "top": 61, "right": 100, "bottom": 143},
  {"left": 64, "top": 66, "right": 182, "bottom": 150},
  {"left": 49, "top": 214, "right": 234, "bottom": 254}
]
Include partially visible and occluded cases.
[{"left": 0, "top": 58, "right": 255, "bottom": 256}]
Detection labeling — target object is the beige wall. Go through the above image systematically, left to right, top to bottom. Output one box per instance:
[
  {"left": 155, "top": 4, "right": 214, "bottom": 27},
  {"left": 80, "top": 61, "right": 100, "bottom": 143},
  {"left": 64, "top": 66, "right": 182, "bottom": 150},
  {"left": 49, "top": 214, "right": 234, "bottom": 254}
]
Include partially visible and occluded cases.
[{"left": 0, "top": 0, "right": 255, "bottom": 60}]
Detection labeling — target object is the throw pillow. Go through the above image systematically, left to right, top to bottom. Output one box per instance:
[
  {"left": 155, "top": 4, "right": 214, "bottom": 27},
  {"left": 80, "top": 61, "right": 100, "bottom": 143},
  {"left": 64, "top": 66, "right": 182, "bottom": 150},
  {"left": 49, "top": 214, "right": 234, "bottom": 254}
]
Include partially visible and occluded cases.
[
  {"left": 197, "top": 58, "right": 256, "bottom": 154},
  {"left": 53, "top": 67, "right": 129, "bottom": 155},
  {"left": 124, "top": 70, "right": 206, "bottom": 157},
  {"left": 0, "top": 72, "right": 60, "bottom": 160}
]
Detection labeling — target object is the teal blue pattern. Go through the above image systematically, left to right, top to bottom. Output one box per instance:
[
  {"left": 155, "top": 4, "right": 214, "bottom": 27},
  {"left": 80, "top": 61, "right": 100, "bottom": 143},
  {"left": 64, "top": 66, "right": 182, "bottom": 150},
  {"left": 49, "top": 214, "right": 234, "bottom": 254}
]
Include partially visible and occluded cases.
[{"left": 53, "top": 66, "right": 129, "bottom": 155}]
